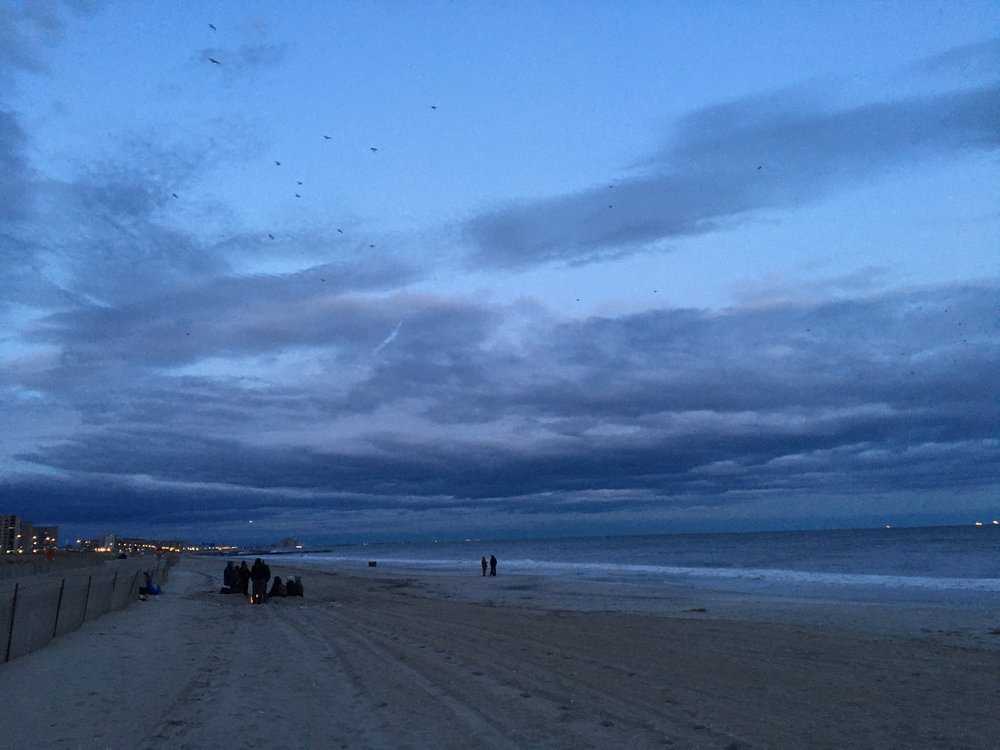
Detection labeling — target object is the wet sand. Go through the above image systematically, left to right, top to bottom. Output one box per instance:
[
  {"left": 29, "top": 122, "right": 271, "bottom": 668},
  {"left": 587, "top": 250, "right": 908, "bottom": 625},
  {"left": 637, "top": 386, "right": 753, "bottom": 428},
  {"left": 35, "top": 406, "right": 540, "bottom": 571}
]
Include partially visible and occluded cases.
[{"left": 2, "top": 555, "right": 999, "bottom": 749}]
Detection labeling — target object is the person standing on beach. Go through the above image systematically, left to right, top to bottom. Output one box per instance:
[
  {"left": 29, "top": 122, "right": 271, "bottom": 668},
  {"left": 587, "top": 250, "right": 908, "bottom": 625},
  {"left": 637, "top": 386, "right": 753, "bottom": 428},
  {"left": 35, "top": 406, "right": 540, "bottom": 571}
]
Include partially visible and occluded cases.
[
  {"left": 489, "top": 554, "right": 497, "bottom": 576},
  {"left": 481, "top": 556, "right": 488, "bottom": 576},
  {"left": 250, "top": 557, "right": 271, "bottom": 603},
  {"left": 223, "top": 561, "right": 237, "bottom": 591},
  {"left": 238, "top": 561, "right": 251, "bottom": 595}
]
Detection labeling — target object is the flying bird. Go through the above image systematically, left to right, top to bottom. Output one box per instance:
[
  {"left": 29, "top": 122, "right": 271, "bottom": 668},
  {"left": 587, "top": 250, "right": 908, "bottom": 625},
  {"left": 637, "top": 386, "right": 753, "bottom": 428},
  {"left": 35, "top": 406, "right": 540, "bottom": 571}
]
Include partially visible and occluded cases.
[
  {"left": 208, "top": 23, "right": 216, "bottom": 30},
  {"left": 209, "top": 58, "right": 221, "bottom": 65},
  {"left": 430, "top": 105, "right": 437, "bottom": 110},
  {"left": 323, "top": 135, "right": 332, "bottom": 140},
  {"left": 369, "top": 147, "right": 378, "bottom": 153},
  {"left": 275, "top": 160, "right": 281, "bottom": 166},
  {"left": 297, "top": 181, "right": 303, "bottom": 185},
  {"left": 171, "top": 193, "right": 178, "bottom": 198},
  {"left": 336, "top": 228, "right": 343, "bottom": 233},
  {"left": 267, "top": 233, "right": 274, "bottom": 240}
]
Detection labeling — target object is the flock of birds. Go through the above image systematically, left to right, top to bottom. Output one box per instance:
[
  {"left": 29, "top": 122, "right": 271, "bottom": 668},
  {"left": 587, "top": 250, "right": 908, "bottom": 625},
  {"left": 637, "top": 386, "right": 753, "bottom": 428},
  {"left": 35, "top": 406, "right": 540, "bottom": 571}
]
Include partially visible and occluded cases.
[
  {"left": 186, "top": 21, "right": 441, "bottom": 258},
  {"left": 165, "top": 22, "right": 984, "bottom": 383},
  {"left": 189, "top": 22, "right": 674, "bottom": 303}
]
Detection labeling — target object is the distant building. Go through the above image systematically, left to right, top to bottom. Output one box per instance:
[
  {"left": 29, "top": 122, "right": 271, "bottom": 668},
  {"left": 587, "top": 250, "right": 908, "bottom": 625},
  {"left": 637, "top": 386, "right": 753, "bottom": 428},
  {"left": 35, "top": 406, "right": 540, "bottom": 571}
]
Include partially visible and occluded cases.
[
  {"left": 0, "top": 515, "right": 59, "bottom": 553},
  {"left": 0, "top": 515, "right": 21, "bottom": 554},
  {"left": 28, "top": 525, "right": 59, "bottom": 553},
  {"left": 77, "top": 536, "right": 185, "bottom": 555},
  {"left": 115, "top": 537, "right": 185, "bottom": 555},
  {"left": 186, "top": 542, "right": 239, "bottom": 554}
]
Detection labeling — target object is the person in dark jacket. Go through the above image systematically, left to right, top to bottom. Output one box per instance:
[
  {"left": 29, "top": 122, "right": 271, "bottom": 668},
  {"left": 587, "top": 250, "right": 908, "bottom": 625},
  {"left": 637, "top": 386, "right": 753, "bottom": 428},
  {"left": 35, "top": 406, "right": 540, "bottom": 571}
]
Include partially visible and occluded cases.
[
  {"left": 489, "top": 554, "right": 497, "bottom": 576},
  {"left": 250, "top": 558, "right": 270, "bottom": 603},
  {"left": 223, "top": 561, "right": 237, "bottom": 592},
  {"left": 237, "top": 561, "right": 251, "bottom": 595},
  {"left": 268, "top": 576, "right": 287, "bottom": 598},
  {"left": 285, "top": 576, "right": 301, "bottom": 597}
]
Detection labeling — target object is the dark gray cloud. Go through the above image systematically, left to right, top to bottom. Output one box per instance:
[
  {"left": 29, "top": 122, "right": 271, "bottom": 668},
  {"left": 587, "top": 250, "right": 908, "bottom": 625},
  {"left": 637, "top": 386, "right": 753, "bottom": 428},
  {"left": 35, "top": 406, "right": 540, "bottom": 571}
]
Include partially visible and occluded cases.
[
  {"left": 0, "top": 0, "right": 101, "bottom": 86},
  {"left": 0, "top": 2, "right": 65, "bottom": 78},
  {"left": 911, "top": 37, "right": 1000, "bottom": 78},
  {"left": 465, "top": 84, "right": 1000, "bottom": 268},
  {"left": 0, "top": 110, "right": 32, "bottom": 222},
  {"left": 1, "top": 114, "right": 417, "bottom": 316},
  {"left": 1, "top": 132, "right": 217, "bottom": 311},
  {"left": 25, "top": 272, "right": 461, "bottom": 377},
  {"left": 11, "top": 283, "right": 998, "bottom": 540},
  {"left": 344, "top": 284, "right": 998, "bottom": 425}
]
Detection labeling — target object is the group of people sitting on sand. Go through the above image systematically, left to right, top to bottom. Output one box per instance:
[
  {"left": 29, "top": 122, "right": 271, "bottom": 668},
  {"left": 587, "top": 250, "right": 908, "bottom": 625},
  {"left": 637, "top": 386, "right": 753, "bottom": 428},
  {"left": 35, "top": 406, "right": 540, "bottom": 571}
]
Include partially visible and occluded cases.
[{"left": 220, "top": 559, "right": 303, "bottom": 602}]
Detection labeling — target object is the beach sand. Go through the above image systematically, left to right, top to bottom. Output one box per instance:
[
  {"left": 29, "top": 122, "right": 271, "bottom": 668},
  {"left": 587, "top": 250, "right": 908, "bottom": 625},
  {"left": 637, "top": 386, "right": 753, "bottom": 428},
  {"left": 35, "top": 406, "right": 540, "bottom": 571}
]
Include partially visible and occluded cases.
[{"left": 2, "top": 555, "right": 999, "bottom": 749}]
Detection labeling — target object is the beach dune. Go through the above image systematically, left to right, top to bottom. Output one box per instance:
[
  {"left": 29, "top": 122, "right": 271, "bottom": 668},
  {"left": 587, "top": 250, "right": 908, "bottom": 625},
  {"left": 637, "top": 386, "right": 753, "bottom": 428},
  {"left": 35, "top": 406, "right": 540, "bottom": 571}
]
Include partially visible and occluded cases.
[{"left": 2, "top": 556, "right": 999, "bottom": 749}]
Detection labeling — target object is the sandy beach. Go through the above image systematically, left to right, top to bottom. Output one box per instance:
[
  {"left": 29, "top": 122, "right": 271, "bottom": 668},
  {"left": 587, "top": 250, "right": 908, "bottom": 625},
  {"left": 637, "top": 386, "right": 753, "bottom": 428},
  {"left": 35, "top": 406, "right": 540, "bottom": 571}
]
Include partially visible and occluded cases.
[{"left": 2, "top": 555, "right": 999, "bottom": 750}]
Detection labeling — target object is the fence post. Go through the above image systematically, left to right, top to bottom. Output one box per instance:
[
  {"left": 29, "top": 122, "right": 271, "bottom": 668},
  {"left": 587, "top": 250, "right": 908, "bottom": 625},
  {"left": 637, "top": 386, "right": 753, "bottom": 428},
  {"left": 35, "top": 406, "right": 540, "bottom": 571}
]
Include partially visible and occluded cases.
[
  {"left": 82, "top": 575, "right": 92, "bottom": 621},
  {"left": 52, "top": 579, "right": 66, "bottom": 639},
  {"left": 5, "top": 582, "right": 19, "bottom": 663}
]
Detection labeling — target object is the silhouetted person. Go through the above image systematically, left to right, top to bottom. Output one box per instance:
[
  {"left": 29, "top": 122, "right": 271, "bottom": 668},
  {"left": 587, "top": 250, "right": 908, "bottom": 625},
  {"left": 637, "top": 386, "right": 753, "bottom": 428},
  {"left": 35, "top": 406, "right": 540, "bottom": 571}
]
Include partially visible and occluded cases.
[
  {"left": 489, "top": 554, "right": 497, "bottom": 576},
  {"left": 481, "top": 556, "right": 488, "bottom": 576},
  {"left": 250, "top": 558, "right": 270, "bottom": 603},
  {"left": 223, "top": 561, "right": 237, "bottom": 591},
  {"left": 237, "top": 561, "right": 251, "bottom": 595},
  {"left": 142, "top": 570, "right": 161, "bottom": 596},
  {"left": 268, "top": 576, "right": 286, "bottom": 598},
  {"left": 286, "top": 576, "right": 303, "bottom": 597}
]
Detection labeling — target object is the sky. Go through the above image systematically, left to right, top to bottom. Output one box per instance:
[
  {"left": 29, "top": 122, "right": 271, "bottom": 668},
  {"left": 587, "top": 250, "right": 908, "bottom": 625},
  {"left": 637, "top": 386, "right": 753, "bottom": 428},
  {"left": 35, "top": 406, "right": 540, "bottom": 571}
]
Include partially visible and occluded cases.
[{"left": 1, "top": 1, "right": 997, "bottom": 546}]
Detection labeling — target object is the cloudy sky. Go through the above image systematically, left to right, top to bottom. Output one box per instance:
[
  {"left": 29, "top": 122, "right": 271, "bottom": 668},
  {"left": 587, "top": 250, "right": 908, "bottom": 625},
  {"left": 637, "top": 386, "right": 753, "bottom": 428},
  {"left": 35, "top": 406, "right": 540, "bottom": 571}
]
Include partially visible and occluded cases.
[{"left": 1, "top": 1, "right": 997, "bottom": 545}]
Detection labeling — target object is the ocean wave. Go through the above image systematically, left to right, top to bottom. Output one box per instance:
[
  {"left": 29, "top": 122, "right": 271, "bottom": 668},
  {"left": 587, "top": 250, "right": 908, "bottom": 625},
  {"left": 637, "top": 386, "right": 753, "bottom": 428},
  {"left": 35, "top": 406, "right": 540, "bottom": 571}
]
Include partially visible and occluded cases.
[{"left": 274, "top": 552, "right": 1000, "bottom": 592}]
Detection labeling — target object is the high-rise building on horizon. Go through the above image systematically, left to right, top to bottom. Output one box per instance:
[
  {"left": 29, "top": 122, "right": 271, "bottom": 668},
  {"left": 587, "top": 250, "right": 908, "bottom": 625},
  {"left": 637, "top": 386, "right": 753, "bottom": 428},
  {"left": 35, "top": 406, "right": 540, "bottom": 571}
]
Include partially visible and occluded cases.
[{"left": 0, "top": 515, "right": 59, "bottom": 553}]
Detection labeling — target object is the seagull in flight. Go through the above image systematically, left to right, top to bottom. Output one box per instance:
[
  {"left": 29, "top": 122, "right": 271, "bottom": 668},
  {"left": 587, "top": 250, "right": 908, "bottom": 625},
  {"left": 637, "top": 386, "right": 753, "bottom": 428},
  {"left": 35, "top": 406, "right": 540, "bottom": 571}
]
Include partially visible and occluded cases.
[
  {"left": 208, "top": 23, "right": 216, "bottom": 30},
  {"left": 209, "top": 58, "right": 221, "bottom": 65},
  {"left": 323, "top": 135, "right": 332, "bottom": 140},
  {"left": 369, "top": 147, "right": 378, "bottom": 153}
]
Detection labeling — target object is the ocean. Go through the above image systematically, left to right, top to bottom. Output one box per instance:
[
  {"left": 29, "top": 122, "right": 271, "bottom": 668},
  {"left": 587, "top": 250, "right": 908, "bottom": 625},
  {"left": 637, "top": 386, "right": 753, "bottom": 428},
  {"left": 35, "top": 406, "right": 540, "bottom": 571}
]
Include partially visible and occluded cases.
[{"left": 265, "top": 525, "right": 1000, "bottom": 605}]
